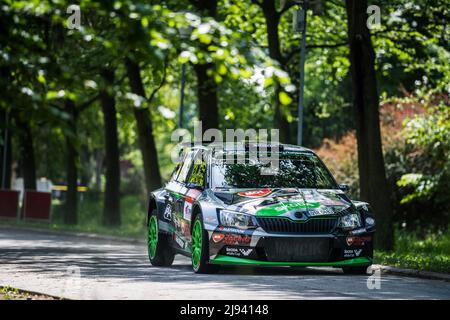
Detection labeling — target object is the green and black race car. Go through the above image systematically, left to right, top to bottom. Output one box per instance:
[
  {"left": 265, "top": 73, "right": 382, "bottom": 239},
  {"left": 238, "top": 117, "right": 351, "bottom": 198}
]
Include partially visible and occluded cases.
[{"left": 147, "top": 143, "right": 375, "bottom": 274}]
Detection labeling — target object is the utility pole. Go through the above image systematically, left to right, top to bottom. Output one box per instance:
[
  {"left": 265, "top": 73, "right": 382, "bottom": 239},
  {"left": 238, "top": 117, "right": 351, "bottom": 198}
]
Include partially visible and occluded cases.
[
  {"left": 293, "top": 4, "right": 307, "bottom": 146},
  {"left": 179, "top": 25, "right": 193, "bottom": 129},
  {"left": 179, "top": 64, "right": 186, "bottom": 129}
]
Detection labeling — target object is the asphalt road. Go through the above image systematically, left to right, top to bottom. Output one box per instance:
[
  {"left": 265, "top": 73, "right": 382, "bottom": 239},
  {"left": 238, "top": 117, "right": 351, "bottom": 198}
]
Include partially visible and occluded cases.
[{"left": 0, "top": 227, "right": 449, "bottom": 300}]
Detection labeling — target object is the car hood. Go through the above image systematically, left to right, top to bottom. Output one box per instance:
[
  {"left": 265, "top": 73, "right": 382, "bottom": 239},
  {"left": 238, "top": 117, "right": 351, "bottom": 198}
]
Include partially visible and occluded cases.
[{"left": 213, "top": 188, "right": 354, "bottom": 218}]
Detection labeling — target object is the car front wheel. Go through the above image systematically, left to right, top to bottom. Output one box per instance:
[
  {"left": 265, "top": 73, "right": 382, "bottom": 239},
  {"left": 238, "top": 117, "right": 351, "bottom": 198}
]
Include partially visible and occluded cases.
[{"left": 191, "top": 213, "right": 219, "bottom": 274}]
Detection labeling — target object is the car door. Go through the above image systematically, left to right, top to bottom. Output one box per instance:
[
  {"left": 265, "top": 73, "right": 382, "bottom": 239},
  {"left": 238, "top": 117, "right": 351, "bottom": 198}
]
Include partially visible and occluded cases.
[
  {"left": 167, "top": 149, "right": 196, "bottom": 252},
  {"left": 180, "top": 149, "right": 207, "bottom": 241}
]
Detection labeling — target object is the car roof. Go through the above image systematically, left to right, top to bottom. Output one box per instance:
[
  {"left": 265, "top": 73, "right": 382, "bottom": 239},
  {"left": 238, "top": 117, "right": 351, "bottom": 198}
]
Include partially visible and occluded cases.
[{"left": 180, "top": 142, "right": 314, "bottom": 154}]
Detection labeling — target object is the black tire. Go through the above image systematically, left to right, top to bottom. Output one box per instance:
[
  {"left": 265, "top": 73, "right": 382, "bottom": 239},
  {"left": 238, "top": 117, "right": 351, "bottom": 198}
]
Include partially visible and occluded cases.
[
  {"left": 148, "top": 208, "right": 175, "bottom": 267},
  {"left": 191, "top": 213, "right": 220, "bottom": 274},
  {"left": 342, "top": 266, "right": 369, "bottom": 275}
]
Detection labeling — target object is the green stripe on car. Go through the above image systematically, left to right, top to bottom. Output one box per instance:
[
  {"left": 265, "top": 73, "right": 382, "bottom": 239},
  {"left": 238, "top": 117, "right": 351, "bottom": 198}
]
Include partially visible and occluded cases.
[{"left": 211, "top": 255, "right": 372, "bottom": 267}]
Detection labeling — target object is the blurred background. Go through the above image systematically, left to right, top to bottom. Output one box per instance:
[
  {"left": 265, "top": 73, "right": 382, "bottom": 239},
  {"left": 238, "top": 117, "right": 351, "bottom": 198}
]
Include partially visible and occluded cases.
[{"left": 0, "top": 0, "right": 448, "bottom": 272}]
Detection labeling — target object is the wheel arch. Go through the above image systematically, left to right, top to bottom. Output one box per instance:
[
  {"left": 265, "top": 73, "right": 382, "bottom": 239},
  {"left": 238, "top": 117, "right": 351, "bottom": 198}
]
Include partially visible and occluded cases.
[
  {"left": 147, "top": 195, "right": 158, "bottom": 226},
  {"left": 190, "top": 202, "right": 203, "bottom": 233}
]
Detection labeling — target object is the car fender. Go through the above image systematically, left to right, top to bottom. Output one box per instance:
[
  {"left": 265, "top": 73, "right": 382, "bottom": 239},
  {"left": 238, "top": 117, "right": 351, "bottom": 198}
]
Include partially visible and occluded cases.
[{"left": 149, "top": 189, "right": 169, "bottom": 223}]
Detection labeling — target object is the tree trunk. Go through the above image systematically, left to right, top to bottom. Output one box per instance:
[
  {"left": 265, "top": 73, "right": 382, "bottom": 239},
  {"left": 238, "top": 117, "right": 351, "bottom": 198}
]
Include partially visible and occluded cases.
[
  {"left": 192, "top": 0, "right": 219, "bottom": 136},
  {"left": 260, "top": 0, "right": 290, "bottom": 143},
  {"left": 345, "top": 0, "right": 393, "bottom": 250},
  {"left": 125, "top": 59, "right": 162, "bottom": 192},
  {"left": 194, "top": 63, "right": 219, "bottom": 134},
  {"left": 100, "top": 69, "right": 121, "bottom": 226},
  {"left": 274, "top": 85, "right": 291, "bottom": 144},
  {"left": 65, "top": 100, "right": 78, "bottom": 225},
  {"left": 0, "top": 110, "right": 12, "bottom": 189},
  {"left": 14, "top": 114, "right": 36, "bottom": 190},
  {"left": 79, "top": 144, "right": 91, "bottom": 187},
  {"left": 94, "top": 149, "right": 103, "bottom": 191}
]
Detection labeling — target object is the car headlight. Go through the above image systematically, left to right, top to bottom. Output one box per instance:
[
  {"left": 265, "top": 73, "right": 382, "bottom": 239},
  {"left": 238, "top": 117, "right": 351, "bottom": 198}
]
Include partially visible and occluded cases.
[
  {"left": 219, "top": 210, "right": 258, "bottom": 229},
  {"left": 339, "top": 213, "right": 362, "bottom": 230}
]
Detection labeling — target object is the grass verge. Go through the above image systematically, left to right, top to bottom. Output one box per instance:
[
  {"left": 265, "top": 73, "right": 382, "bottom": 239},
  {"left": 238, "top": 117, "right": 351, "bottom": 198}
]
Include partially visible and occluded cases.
[
  {"left": 374, "top": 228, "right": 450, "bottom": 273},
  {"left": 0, "top": 286, "right": 60, "bottom": 300}
]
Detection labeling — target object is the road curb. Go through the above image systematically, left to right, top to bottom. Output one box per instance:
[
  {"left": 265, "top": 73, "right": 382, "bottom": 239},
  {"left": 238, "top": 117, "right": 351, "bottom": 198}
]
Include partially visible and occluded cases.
[
  {"left": 0, "top": 224, "right": 147, "bottom": 245},
  {"left": 371, "top": 264, "right": 450, "bottom": 282}
]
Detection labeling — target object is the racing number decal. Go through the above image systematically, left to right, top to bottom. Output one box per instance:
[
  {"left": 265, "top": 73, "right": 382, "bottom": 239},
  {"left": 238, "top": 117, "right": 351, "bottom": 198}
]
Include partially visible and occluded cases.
[{"left": 163, "top": 203, "right": 173, "bottom": 221}]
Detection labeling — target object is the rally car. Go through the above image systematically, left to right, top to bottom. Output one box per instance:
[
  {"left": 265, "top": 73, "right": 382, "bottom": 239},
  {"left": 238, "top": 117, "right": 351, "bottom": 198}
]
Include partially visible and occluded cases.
[{"left": 147, "top": 143, "right": 375, "bottom": 274}]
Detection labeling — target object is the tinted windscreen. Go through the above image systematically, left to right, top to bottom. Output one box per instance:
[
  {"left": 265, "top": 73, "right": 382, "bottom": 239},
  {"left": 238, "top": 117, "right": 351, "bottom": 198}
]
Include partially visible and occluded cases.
[{"left": 211, "top": 152, "right": 337, "bottom": 189}]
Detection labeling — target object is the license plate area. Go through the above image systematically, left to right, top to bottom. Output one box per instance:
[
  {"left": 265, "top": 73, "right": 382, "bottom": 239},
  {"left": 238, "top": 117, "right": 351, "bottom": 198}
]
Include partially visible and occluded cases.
[{"left": 259, "top": 237, "right": 331, "bottom": 262}]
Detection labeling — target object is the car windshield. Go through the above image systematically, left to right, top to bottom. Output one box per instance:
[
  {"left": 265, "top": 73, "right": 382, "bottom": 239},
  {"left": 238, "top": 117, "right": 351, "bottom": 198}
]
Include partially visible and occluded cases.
[{"left": 211, "top": 152, "right": 337, "bottom": 189}]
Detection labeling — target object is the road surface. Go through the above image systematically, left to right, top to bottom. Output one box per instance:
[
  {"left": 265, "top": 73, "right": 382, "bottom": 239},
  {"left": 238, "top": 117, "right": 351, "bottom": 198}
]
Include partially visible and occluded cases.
[{"left": 0, "top": 227, "right": 449, "bottom": 299}]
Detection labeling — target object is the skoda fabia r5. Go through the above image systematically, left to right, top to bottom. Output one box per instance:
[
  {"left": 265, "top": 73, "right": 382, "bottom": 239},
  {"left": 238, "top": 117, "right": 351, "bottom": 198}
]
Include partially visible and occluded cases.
[{"left": 146, "top": 143, "right": 375, "bottom": 274}]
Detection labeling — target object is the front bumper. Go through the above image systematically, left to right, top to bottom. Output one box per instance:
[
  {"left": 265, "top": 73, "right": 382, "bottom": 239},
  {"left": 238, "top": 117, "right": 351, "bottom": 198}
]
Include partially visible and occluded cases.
[{"left": 207, "top": 224, "right": 374, "bottom": 267}]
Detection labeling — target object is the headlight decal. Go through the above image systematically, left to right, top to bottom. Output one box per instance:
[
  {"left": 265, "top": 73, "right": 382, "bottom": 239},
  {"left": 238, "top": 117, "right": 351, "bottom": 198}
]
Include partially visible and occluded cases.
[
  {"left": 219, "top": 210, "right": 258, "bottom": 229},
  {"left": 339, "top": 213, "right": 362, "bottom": 230}
]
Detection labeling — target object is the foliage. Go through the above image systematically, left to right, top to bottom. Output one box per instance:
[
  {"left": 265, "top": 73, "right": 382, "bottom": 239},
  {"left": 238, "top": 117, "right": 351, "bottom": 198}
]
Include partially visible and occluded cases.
[
  {"left": 0, "top": 0, "right": 449, "bottom": 240},
  {"left": 317, "top": 93, "right": 449, "bottom": 231},
  {"left": 397, "top": 101, "right": 450, "bottom": 203},
  {"left": 315, "top": 132, "right": 359, "bottom": 198},
  {"left": 375, "top": 228, "right": 450, "bottom": 273}
]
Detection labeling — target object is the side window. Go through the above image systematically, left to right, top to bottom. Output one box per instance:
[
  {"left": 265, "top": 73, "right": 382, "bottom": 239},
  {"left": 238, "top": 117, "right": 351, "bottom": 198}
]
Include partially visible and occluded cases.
[
  {"left": 177, "top": 151, "right": 195, "bottom": 184},
  {"left": 187, "top": 151, "right": 207, "bottom": 187},
  {"left": 170, "top": 152, "right": 186, "bottom": 182}
]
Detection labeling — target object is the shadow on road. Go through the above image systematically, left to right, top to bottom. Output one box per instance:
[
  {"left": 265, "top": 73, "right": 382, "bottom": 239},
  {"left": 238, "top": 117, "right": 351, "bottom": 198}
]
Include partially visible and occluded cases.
[{"left": 1, "top": 228, "right": 449, "bottom": 299}]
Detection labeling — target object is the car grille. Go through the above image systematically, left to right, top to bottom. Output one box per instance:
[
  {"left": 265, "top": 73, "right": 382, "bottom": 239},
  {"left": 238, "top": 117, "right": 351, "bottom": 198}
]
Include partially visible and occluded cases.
[
  {"left": 257, "top": 217, "right": 337, "bottom": 234},
  {"left": 260, "top": 237, "right": 331, "bottom": 262}
]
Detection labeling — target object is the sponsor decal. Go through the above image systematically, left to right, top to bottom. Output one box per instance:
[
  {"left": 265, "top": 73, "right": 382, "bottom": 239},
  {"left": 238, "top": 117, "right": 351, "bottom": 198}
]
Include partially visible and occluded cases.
[
  {"left": 238, "top": 188, "right": 273, "bottom": 198},
  {"left": 183, "top": 189, "right": 201, "bottom": 220},
  {"left": 185, "top": 189, "right": 201, "bottom": 204},
  {"left": 256, "top": 201, "right": 320, "bottom": 217},
  {"left": 183, "top": 202, "right": 192, "bottom": 221},
  {"left": 163, "top": 203, "right": 173, "bottom": 221},
  {"left": 307, "top": 206, "right": 335, "bottom": 216},
  {"left": 181, "top": 221, "right": 191, "bottom": 239},
  {"left": 218, "top": 226, "right": 246, "bottom": 234},
  {"left": 350, "top": 228, "right": 366, "bottom": 235},
  {"left": 212, "top": 232, "right": 251, "bottom": 245},
  {"left": 212, "top": 233, "right": 225, "bottom": 243},
  {"left": 223, "top": 234, "right": 251, "bottom": 245},
  {"left": 174, "top": 235, "right": 186, "bottom": 249},
  {"left": 346, "top": 236, "right": 372, "bottom": 246},
  {"left": 225, "top": 247, "right": 253, "bottom": 257},
  {"left": 225, "top": 247, "right": 241, "bottom": 256},
  {"left": 239, "top": 248, "right": 253, "bottom": 256},
  {"left": 344, "top": 249, "right": 363, "bottom": 258},
  {"left": 344, "top": 249, "right": 354, "bottom": 258}
]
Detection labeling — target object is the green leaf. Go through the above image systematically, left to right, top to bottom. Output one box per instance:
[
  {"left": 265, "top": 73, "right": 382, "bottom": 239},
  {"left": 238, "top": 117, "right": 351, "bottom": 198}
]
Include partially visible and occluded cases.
[{"left": 279, "top": 91, "right": 292, "bottom": 105}]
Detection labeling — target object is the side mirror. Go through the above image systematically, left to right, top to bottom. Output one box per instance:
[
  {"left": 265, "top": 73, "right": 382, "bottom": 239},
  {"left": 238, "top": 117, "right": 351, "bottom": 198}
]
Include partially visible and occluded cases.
[
  {"left": 186, "top": 182, "right": 204, "bottom": 191},
  {"left": 338, "top": 184, "right": 350, "bottom": 192}
]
